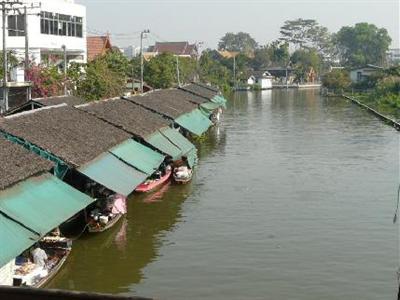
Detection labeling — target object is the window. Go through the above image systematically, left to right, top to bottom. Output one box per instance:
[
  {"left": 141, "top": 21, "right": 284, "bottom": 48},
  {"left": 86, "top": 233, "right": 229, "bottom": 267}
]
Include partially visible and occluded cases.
[
  {"left": 40, "top": 11, "right": 83, "bottom": 38},
  {"left": 8, "top": 15, "right": 25, "bottom": 36}
]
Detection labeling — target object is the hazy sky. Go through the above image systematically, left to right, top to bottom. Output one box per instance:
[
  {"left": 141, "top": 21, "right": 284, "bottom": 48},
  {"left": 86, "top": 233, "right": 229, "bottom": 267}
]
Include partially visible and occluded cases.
[{"left": 77, "top": 0, "right": 399, "bottom": 49}]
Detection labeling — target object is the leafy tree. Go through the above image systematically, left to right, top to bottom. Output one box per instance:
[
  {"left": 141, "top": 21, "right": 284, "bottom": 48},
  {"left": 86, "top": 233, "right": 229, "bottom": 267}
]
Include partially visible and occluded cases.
[
  {"left": 279, "top": 19, "right": 332, "bottom": 52},
  {"left": 335, "top": 23, "right": 392, "bottom": 67},
  {"left": 218, "top": 32, "right": 258, "bottom": 55},
  {"left": 269, "top": 41, "right": 290, "bottom": 66},
  {"left": 251, "top": 46, "right": 271, "bottom": 70},
  {"left": 96, "top": 49, "right": 131, "bottom": 77},
  {"left": 199, "top": 49, "right": 232, "bottom": 91},
  {"left": 290, "top": 49, "right": 321, "bottom": 82},
  {"left": 0, "top": 51, "right": 19, "bottom": 79},
  {"left": 144, "top": 53, "right": 177, "bottom": 89},
  {"left": 76, "top": 59, "right": 124, "bottom": 101},
  {"left": 27, "top": 64, "right": 64, "bottom": 98},
  {"left": 321, "top": 69, "right": 351, "bottom": 90}
]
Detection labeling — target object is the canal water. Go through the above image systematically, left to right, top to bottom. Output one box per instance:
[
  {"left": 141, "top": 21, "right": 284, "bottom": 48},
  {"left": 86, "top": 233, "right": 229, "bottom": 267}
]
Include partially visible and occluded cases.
[{"left": 49, "top": 90, "right": 399, "bottom": 300}]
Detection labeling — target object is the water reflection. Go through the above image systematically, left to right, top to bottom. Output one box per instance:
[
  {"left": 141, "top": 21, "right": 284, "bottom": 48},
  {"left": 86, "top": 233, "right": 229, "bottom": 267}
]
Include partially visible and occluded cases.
[{"left": 48, "top": 182, "right": 195, "bottom": 294}]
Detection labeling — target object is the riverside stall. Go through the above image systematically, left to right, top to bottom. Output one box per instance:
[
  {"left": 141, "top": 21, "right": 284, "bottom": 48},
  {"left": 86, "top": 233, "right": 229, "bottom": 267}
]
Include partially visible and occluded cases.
[
  {"left": 0, "top": 105, "right": 166, "bottom": 231},
  {"left": 0, "top": 138, "right": 94, "bottom": 287}
]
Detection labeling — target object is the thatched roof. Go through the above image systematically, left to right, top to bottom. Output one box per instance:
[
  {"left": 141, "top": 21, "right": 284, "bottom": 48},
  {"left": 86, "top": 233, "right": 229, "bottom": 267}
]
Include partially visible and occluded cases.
[
  {"left": 195, "top": 82, "right": 220, "bottom": 93},
  {"left": 180, "top": 83, "right": 218, "bottom": 100},
  {"left": 125, "top": 89, "right": 198, "bottom": 119},
  {"left": 174, "top": 89, "right": 210, "bottom": 105},
  {"left": 35, "top": 95, "right": 87, "bottom": 107},
  {"left": 78, "top": 98, "right": 170, "bottom": 138},
  {"left": 0, "top": 106, "right": 131, "bottom": 167},
  {"left": 0, "top": 137, "right": 53, "bottom": 190}
]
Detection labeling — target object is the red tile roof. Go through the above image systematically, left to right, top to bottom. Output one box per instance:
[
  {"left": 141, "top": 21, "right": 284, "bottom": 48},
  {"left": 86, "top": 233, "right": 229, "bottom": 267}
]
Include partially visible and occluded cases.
[
  {"left": 87, "top": 35, "right": 112, "bottom": 61},
  {"left": 150, "top": 42, "right": 197, "bottom": 56}
]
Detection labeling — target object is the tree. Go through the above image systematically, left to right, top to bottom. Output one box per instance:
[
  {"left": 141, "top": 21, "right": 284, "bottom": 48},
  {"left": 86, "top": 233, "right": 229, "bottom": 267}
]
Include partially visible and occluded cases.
[
  {"left": 279, "top": 18, "right": 332, "bottom": 52},
  {"left": 335, "top": 23, "right": 392, "bottom": 67},
  {"left": 218, "top": 32, "right": 258, "bottom": 55},
  {"left": 269, "top": 41, "right": 290, "bottom": 66},
  {"left": 199, "top": 49, "right": 232, "bottom": 92},
  {"left": 290, "top": 49, "right": 321, "bottom": 82},
  {"left": 0, "top": 51, "right": 19, "bottom": 79},
  {"left": 144, "top": 53, "right": 178, "bottom": 89},
  {"left": 77, "top": 59, "right": 124, "bottom": 101},
  {"left": 27, "top": 64, "right": 64, "bottom": 98},
  {"left": 321, "top": 69, "right": 351, "bottom": 90}
]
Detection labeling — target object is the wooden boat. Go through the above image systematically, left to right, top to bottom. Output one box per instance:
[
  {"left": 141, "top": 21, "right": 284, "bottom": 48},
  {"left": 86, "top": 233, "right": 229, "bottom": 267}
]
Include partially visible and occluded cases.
[
  {"left": 173, "top": 166, "right": 193, "bottom": 184},
  {"left": 136, "top": 168, "right": 172, "bottom": 192},
  {"left": 87, "top": 213, "right": 123, "bottom": 233},
  {"left": 13, "top": 237, "right": 72, "bottom": 288},
  {"left": 35, "top": 249, "right": 70, "bottom": 288}
]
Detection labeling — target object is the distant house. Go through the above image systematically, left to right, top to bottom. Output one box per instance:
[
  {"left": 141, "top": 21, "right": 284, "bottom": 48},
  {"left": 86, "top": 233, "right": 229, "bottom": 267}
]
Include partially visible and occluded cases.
[
  {"left": 87, "top": 35, "right": 113, "bottom": 61},
  {"left": 146, "top": 42, "right": 198, "bottom": 58},
  {"left": 218, "top": 50, "right": 240, "bottom": 59},
  {"left": 349, "top": 64, "right": 383, "bottom": 83},
  {"left": 266, "top": 67, "right": 295, "bottom": 84},
  {"left": 247, "top": 71, "right": 273, "bottom": 90}
]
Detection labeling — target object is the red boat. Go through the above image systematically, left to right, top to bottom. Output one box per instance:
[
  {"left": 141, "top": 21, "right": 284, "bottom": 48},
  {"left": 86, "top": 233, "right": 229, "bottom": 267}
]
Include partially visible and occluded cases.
[{"left": 136, "top": 168, "right": 172, "bottom": 193}]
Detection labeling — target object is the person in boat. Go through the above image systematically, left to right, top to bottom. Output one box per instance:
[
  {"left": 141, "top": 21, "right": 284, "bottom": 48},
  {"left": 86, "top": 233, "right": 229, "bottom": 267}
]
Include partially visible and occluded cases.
[{"left": 31, "top": 244, "right": 48, "bottom": 268}]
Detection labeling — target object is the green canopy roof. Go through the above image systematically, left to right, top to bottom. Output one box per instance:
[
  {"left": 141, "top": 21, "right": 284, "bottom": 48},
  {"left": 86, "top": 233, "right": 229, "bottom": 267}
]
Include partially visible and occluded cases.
[
  {"left": 211, "top": 95, "right": 227, "bottom": 108},
  {"left": 200, "top": 101, "right": 221, "bottom": 117},
  {"left": 174, "top": 109, "right": 213, "bottom": 136},
  {"left": 159, "top": 127, "right": 197, "bottom": 168},
  {"left": 144, "top": 131, "right": 182, "bottom": 160},
  {"left": 110, "top": 139, "right": 165, "bottom": 175},
  {"left": 79, "top": 152, "right": 147, "bottom": 196},
  {"left": 0, "top": 173, "right": 95, "bottom": 237},
  {"left": 0, "top": 214, "right": 39, "bottom": 268}
]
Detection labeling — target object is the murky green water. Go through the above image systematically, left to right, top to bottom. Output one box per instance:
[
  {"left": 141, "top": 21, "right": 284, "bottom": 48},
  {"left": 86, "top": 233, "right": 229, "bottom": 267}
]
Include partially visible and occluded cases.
[{"left": 49, "top": 90, "right": 399, "bottom": 300}]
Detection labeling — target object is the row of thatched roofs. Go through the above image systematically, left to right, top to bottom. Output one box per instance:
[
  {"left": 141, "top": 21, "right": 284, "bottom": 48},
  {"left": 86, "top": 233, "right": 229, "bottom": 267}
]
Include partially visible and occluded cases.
[{"left": 0, "top": 83, "right": 220, "bottom": 191}]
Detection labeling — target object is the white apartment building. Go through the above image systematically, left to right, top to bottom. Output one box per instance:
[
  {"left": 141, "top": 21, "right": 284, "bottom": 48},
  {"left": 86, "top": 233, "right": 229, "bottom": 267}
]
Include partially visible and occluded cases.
[{"left": 1, "top": 0, "right": 87, "bottom": 65}]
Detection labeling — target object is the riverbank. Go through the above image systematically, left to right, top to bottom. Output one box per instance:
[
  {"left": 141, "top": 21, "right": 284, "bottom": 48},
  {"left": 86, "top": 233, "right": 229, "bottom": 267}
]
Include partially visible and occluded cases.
[{"left": 343, "top": 94, "right": 400, "bottom": 131}]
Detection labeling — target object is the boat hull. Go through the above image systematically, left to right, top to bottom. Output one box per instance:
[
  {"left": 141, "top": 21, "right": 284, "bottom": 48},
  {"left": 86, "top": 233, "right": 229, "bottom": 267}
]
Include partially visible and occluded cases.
[
  {"left": 136, "top": 169, "right": 171, "bottom": 193},
  {"left": 88, "top": 213, "right": 123, "bottom": 233}
]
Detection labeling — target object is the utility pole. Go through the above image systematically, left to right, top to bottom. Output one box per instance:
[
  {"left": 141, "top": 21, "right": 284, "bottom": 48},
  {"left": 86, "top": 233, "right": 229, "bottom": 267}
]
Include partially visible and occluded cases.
[
  {"left": 0, "top": 0, "right": 32, "bottom": 113},
  {"left": 2, "top": 2, "right": 7, "bottom": 113},
  {"left": 24, "top": 5, "right": 28, "bottom": 81},
  {"left": 140, "top": 29, "right": 149, "bottom": 93},
  {"left": 62, "top": 45, "right": 67, "bottom": 95},
  {"left": 176, "top": 55, "right": 181, "bottom": 87},
  {"left": 233, "top": 55, "right": 236, "bottom": 91}
]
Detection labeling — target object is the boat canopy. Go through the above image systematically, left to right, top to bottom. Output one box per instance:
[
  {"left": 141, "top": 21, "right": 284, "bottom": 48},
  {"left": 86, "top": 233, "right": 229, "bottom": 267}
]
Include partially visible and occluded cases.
[
  {"left": 200, "top": 101, "right": 221, "bottom": 116},
  {"left": 174, "top": 109, "right": 213, "bottom": 136},
  {"left": 144, "top": 131, "right": 182, "bottom": 160},
  {"left": 109, "top": 139, "right": 165, "bottom": 175},
  {"left": 78, "top": 152, "right": 147, "bottom": 196},
  {"left": 0, "top": 173, "right": 95, "bottom": 237},
  {"left": 0, "top": 214, "right": 39, "bottom": 268}
]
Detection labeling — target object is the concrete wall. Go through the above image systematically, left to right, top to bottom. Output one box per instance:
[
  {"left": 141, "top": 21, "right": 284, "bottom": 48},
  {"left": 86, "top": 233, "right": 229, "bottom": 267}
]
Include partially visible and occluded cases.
[{"left": 0, "top": 0, "right": 87, "bottom": 64}]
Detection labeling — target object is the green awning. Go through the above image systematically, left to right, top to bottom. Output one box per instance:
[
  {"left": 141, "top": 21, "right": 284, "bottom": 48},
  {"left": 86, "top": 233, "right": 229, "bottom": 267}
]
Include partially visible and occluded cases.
[
  {"left": 211, "top": 95, "right": 227, "bottom": 108},
  {"left": 200, "top": 101, "right": 221, "bottom": 116},
  {"left": 175, "top": 109, "right": 213, "bottom": 136},
  {"left": 159, "top": 127, "right": 196, "bottom": 155},
  {"left": 159, "top": 128, "right": 198, "bottom": 168},
  {"left": 144, "top": 131, "right": 182, "bottom": 160},
  {"left": 110, "top": 139, "right": 165, "bottom": 175},
  {"left": 187, "top": 149, "right": 197, "bottom": 168},
  {"left": 79, "top": 152, "right": 147, "bottom": 196},
  {"left": 0, "top": 173, "right": 95, "bottom": 237},
  {"left": 0, "top": 214, "right": 39, "bottom": 267}
]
